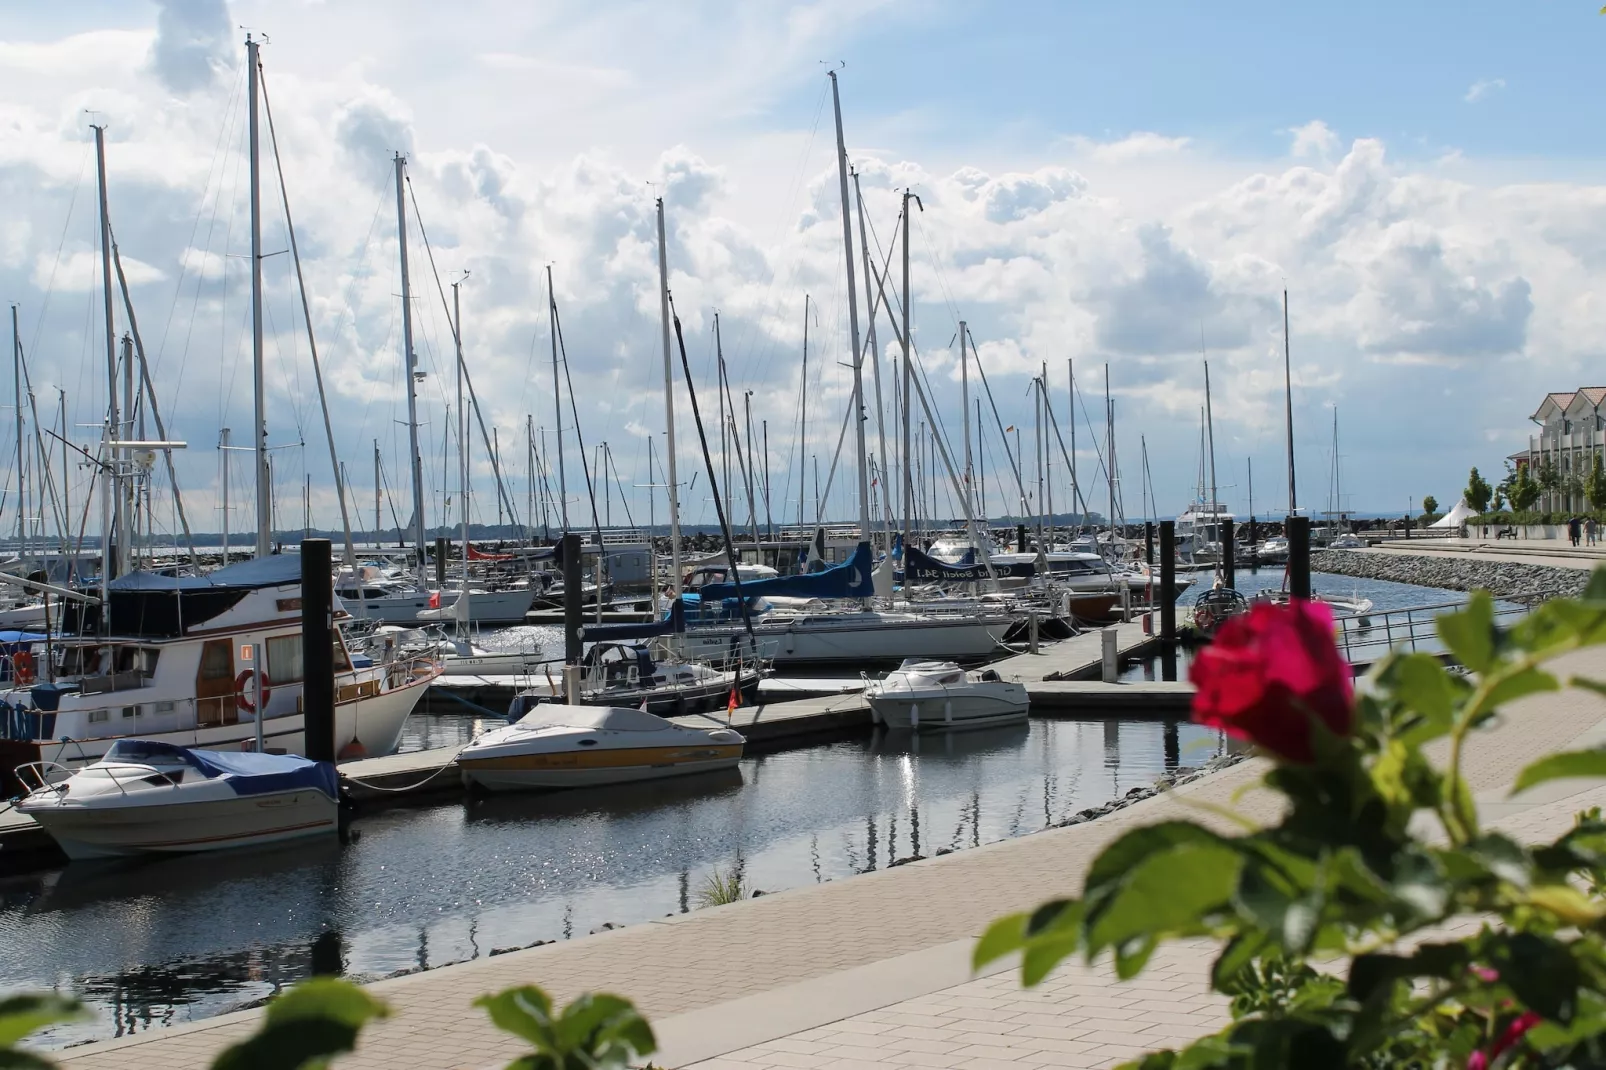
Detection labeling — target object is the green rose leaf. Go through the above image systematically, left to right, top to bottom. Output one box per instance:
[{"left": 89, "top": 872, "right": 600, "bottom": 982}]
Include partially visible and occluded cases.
[
  {"left": 1438, "top": 593, "right": 1497, "bottom": 673},
  {"left": 1512, "top": 749, "right": 1606, "bottom": 795},
  {"left": 1086, "top": 841, "right": 1242, "bottom": 957},
  {"left": 972, "top": 912, "right": 1028, "bottom": 971},
  {"left": 1489, "top": 932, "right": 1581, "bottom": 1023},
  {"left": 211, "top": 979, "right": 389, "bottom": 1070},
  {"left": 475, "top": 986, "right": 557, "bottom": 1051},
  {"left": 0, "top": 995, "right": 88, "bottom": 1050}
]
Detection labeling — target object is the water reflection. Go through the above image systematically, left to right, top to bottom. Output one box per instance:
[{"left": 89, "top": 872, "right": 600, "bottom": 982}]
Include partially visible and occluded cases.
[{"left": 2, "top": 716, "right": 1220, "bottom": 1048}]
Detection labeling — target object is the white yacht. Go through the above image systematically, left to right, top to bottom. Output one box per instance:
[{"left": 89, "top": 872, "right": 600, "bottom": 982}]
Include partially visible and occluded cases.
[
  {"left": 1176, "top": 503, "right": 1235, "bottom": 563},
  {"left": 0, "top": 556, "right": 440, "bottom": 773},
  {"left": 335, "top": 566, "right": 535, "bottom": 626},
  {"left": 867, "top": 660, "right": 1029, "bottom": 731},
  {"left": 15, "top": 739, "right": 339, "bottom": 860}
]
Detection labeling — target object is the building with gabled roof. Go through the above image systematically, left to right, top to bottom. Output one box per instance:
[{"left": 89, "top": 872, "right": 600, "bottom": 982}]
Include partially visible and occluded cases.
[{"left": 1525, "top": 388, "right": 1606, "bottom": 512}]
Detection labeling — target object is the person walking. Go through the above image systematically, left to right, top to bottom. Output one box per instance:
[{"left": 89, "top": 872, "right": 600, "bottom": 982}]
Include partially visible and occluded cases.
[
  {"left": 1570, "top": 516, "right": 1583, "bottom": 547},
  {"left": 1589, "top": 517, "right": 1599, "bottom": 547}
]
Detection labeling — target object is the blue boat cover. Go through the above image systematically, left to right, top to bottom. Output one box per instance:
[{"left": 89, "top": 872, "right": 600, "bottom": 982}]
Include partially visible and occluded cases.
[
  {"left": 698, "top": 541, "right": 874, "bottom": 601},
  {"left": 905, "top": 545, "right": 991, "bottom": 582},
  {"left": 108, "top": 554, "right": 303, "bottom": 592},
  {"left": 580, "top": 598, "right": 685, "bottom": 641},
  {"left": 104, "top": 739, "right": 339, "bottom": 800}
]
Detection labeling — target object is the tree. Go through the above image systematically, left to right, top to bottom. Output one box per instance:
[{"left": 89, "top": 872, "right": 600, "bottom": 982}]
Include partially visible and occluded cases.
[
  {"left": 1590, "top": 453, "right": 1606, "bottom": 512},
  {"left": 1538, "top": 455, "right": 1560, "bottom": 493},
  {"left": 1511, "top": 464, "right": 1541, "bottom": 512},
  {"left": 1464, "top": 466, "right": 1493, "bottom": 514},
  {"left": 1421, "top": 494, "right": 1439, "bottom": 517}
]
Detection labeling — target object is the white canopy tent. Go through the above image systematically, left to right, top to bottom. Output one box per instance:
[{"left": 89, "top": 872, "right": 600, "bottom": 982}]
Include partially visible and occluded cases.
[{"left": 1429, "top": 497, "right": 1478, "bottom": 529}]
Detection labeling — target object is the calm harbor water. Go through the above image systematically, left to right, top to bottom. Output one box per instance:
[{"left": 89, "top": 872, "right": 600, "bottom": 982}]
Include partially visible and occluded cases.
[{"left": 2, "top": 716, "right": 1222, "bottom": 1049}]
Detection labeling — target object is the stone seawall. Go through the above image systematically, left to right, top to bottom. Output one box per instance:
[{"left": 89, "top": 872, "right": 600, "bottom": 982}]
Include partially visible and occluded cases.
[{"left": 1310, "top": 550, "right": 1590, "bottom": 605}]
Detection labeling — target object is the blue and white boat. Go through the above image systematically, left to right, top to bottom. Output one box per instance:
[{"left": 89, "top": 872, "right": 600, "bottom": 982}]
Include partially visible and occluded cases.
[{"left": 15, "top": 739, "right": 340, "bottom": 861}]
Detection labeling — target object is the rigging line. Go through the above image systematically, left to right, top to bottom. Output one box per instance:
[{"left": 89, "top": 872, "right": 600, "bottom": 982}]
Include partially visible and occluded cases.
[
  {"left": 155, "top": 58, "right": 247, "bottom": 370},
  {"left": 259, "top": 62, "right": 358, "bottom": 566},
  {"left": 28, "top": 140, "right": 93, "bottom": 358},
  {"left": 405, "top": 175, "right": 522, "bottom": 529},
  {"left": 912, "top": 210, "right": 963, "bottom": 328},
  {"left": 667, "top": 291, "right": 755, "bottom": 644},
  {"left": 551, "top": 298, "right": 604, "bottom": 554},
  {"left": 962, "top": 326, "right": 1029, "bottom": 508},
  {"left": 1068, "top": 370, "right": 1112, "bottom": 488},
  {"left": 603, "top": 445, "right": 637, "bottom": 530}
]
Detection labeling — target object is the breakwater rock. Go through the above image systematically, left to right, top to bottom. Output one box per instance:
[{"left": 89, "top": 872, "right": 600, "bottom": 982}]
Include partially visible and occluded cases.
[{"left": 1310, "top": 550, "right": 1590, "bottom": 605}]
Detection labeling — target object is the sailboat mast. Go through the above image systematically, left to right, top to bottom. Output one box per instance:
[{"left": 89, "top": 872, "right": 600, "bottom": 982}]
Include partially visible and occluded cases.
[
  {"left": 246, "top": 35, "right": 269, "bottom": 558},
  {"left": 826, "top": 69, "right": 870, "bottom": 543},
  {"left": 92, "top": 122, "right": 118, "bottom": 587},
  {"left": 393, "top": 153, "right": 426, "bottom": 571},
  {"left": 853, "top": 170, "right": 890, "bottom": 545},
  {"left": 900, "top": 189, "right": 913, "bottom": 547},
  {"left": 654, "top": 199, "right": 683, "bottom": 595},
  {"left": 547, "top": 265, "right": 568, "bottom": 532},
  {"left": 455, "top": 279, "right": 470, "bottom": 616},
  {"left": 1283, "top": 288, "right": 1297, "bottom": 515},
  {"left": 798, "top": 295, "right": 808, "bottom": 531},
  {"left": 11, "top": 305, "right": 22, "bottom": 556},
  {"left": 960, "top": 320, "right": 972, "bottom": 519},
  {"left": 1068, "top": 358, "right": 1077, "bottom": 533},
  {"left": 1205, "top": 360, "right": 1220, "bottom": 556},
  {"left": 1105, "top": 364, "right": 1115, "bottom": 551},
  {"left": 372, "top": 439, "right": 380, "bottom": 540}
]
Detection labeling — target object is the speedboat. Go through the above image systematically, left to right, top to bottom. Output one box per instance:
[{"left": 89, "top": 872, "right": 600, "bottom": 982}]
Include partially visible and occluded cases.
[
  {"left": 1328, "top": 534, "right": 1366, "bottom": 550},
  {"left": 1254, "top": 536, "right": 1290, "bottom": 564},
  {"left": 505, "top": 641, "right": 763, "bottom": 717},
  {"left": 866, "top": 660, "right": 1029, "bottom": 732},
  {"left": 456, "top": 704, "right": 745, "bottom": 792},
  {"left": 15, "top": 739, "right": 339, "bottom": 861}
]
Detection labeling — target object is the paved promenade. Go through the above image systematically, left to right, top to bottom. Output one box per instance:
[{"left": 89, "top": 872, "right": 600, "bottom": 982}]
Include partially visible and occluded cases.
[{"left": 56, "top": 643, "right": 1606, "bottom": 1070}]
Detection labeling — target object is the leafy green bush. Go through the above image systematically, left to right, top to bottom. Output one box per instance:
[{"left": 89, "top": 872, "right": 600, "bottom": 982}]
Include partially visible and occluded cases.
[
  {"left": 976, "top": 580, "right": 1606, "bottom": 1068},
  {"left": 1, "top": 979, "right": 653, "bottom": 1070}
]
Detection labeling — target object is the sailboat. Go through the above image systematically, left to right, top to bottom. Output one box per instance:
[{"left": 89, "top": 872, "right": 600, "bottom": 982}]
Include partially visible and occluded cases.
[
  {"left": 0, "top": 37, "right": 439, "bottom": 775},
  {"left": 655, "top": 73, "right": 1008, "bottom": 668},
  {"left": 335, "top": 157, "right": 533, "bottom": 626},
  {"left": 1175, "top": 362, "right": 1233, "bottom": 565}
]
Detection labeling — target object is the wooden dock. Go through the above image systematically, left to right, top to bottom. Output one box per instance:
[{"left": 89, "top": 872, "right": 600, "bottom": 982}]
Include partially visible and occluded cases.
[{"left": 0, "top": 620, "right": 1187, "bottom": 865}]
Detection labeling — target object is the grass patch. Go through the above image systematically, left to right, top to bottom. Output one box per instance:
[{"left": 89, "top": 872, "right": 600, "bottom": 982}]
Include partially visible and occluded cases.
[{"left": 695, "top": 866, "right": 746, "bottom": 908}]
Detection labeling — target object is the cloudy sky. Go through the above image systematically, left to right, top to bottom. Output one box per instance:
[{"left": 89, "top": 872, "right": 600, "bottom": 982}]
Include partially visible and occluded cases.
[{"left": 2, "top": 1, "right": 1603, "bottom": 543}]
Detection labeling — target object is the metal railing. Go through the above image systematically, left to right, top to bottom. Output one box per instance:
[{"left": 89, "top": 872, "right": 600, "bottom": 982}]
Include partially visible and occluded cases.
[{"left": 1332, "top": 600, "right": 1529, "bottom": 665}]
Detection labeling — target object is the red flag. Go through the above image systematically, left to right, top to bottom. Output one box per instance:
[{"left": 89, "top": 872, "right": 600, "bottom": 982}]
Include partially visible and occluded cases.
[
  {"left": 428, "top": 590, "right": 441, "bottom": 609},
  {"left": 726, "top": 682, "right": 739, "bottom": 724}
]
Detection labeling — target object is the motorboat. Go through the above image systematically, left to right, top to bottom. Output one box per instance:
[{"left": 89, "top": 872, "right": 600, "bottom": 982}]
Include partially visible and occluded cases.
[
  {"left": 1177, "top": 503, "right": 1235, "bottom": 563},
  {"left": 1328, "top": 533, "right": 1366, "bottom": 550},
  {"left": 1254, "top": 536, "right": 1290, "bottom": 564},
  {"left": 0, "top": 555, "right": 439, "bottom": 775},
  {"left": 336, "top": 566, "right": 535, "bottom": 625},
  {"left": 364, "top": 625, "right": 544, "bottom": 678},
  {"left": 505, "top": 641, "right": 763, "bottom": 716},
  {"left": 866, "top": 660, "right": 1029, "bottom": 731},
  {"left": 456, "top": 704, "right": 745, "bottom": 792},
  {"left": 15, "top": 739, "right": 339, "bottom": 861}
]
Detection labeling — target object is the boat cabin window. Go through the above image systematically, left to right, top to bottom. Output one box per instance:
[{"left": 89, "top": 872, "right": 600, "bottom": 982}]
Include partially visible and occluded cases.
[{"left": 268, "top": 635, "right": 305, "bottom": 683}]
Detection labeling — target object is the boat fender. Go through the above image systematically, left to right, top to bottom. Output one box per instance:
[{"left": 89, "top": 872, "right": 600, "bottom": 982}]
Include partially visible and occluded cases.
[
  {"left": 1059, "top": 591, "right": 1072, "bottom": 620},
  {"left": 236, "top": 668, "right": 272, "bottom": 714},
  {"left": 944, "top": 699, "right": 952, "bottom": 724},
  {"left": 910, "top": 703, "right": 919, "bottom": 729}
]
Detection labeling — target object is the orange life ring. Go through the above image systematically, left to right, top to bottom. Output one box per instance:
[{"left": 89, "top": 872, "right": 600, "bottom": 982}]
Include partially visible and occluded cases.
[
  {"left": 13, "top": 650, "right": 34, "bottom": 685},
  {"left": 236, "top": 668, "right": 272, "bottom": 713}
]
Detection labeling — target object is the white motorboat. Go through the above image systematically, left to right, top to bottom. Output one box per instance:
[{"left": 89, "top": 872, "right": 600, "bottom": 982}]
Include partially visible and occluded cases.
[
  {"left": 1328, "top": 534, "right": 1366, "bottom": 550},
  {"left": 1254, "top": 536, "right": 1290, "bottom": 564},
  {"left": 0, "top": 555, "right": 439, "bottom": 773},
  {"left": 335, "top": 568, "right": 535, "bottom": 626},
  {"left": 667, "top": 608, "right": 1012, "bottom": 669},
  {"left": 366, "top": 625, "right": 543, "bottom": 678},
  {"left": 507, "top": 641, "right": 763, "bottom": 716},
  {"left": 866, "top": 659, "right": 1029, "bottom": 731},
  {"left": 457, "top": 704, "right": 745, "bottom": 792},
  {"left": 15, "top": 739, "right": 339, "bottom": 861}
]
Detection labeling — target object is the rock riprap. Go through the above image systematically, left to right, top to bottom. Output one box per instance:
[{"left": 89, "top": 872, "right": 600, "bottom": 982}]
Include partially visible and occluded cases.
[{"left": 1310, "top": 550, "right": 1590, "bottom": 605}]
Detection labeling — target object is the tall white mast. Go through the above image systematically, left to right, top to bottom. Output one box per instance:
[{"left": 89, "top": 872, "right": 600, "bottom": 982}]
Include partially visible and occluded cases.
[
  {"left": 246, "top": 35, "right": 270, "bottom": 557},
  {"left": 826, "top": 70, "right": 869, "bottom": 542},
  {"left": 92, "top": 123, "right": 118, "bottom": 588},
  {"left": 394, "top": 153, "right": 426, "bottom": 572},
  {"left": 853, "top": 170, "right": 892, "bottom": 545},
  {"left": 900, "top": 189, "right": 914, "bottom": 548},
  {"left": 655, "top": 199, "right": 683, "bottom": 596},
  {"left": 547, "top": 265, "right": 568, "bottom": 532},
  {"left": 454, "top": 278, "right": 470, "bottom": 627},
  {"left": 1283, "top": 288, "right": 1297, "bottom": 515},
  {"left": 798, "top": 294, "right": 808, "bottom": 530},
  {"left": 11, "top": 305, "right": 24, "bottom": 559},
  {"left": 959, "top": 320, "right": 972, "bottom": 519}
]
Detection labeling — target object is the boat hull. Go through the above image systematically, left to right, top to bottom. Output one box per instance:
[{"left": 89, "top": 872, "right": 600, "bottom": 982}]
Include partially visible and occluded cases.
[
  {"left": 347, "top": 588, "right": 535, "bottom": 626},
  {"left": 669, "top": 616, "right": 1010, "bottom": 669},
  {"left": 6, "top": 672, "right": 431, "bottom": 771},
  {"left": 870, "top": 684, "right": 1030, "bottom": 732},
  {"left": 459, "top": 743, "right": 743, "bottom": 792},
  {"left": 22, "top": 788, "right": 337, "bottom": 861}
]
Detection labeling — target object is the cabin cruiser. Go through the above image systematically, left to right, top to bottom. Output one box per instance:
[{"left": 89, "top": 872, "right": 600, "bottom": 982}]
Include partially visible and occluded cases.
[
  {"left": 1177, "top": 503, "right": 1235, "bottom": 563},
  {"left": 1328, "top": 533, "right": 1366, "bottom": 550},
  {"left": 1254, "top": 536, "right": 1290, "bottom": 564},
  {"left": 0, "top": 555, "right": 440, "bottom": 773},
  {"left": 335, "top": 565, "right": 535, "bottom": 625},
  {"left": 362, "top": 625, "right": 544, "bottom": 678},
  {"left": 505, "top": 641, "right": 763, "bottom": 716},
  {"left": 866, "top": 660, "right": 1029, "bottom": 731},
  {"left": 457, "top": 704, "right": 745, "bottom": 792},
  {"left": 15, "top": 738, "right": 339, "bottom": 860}
]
